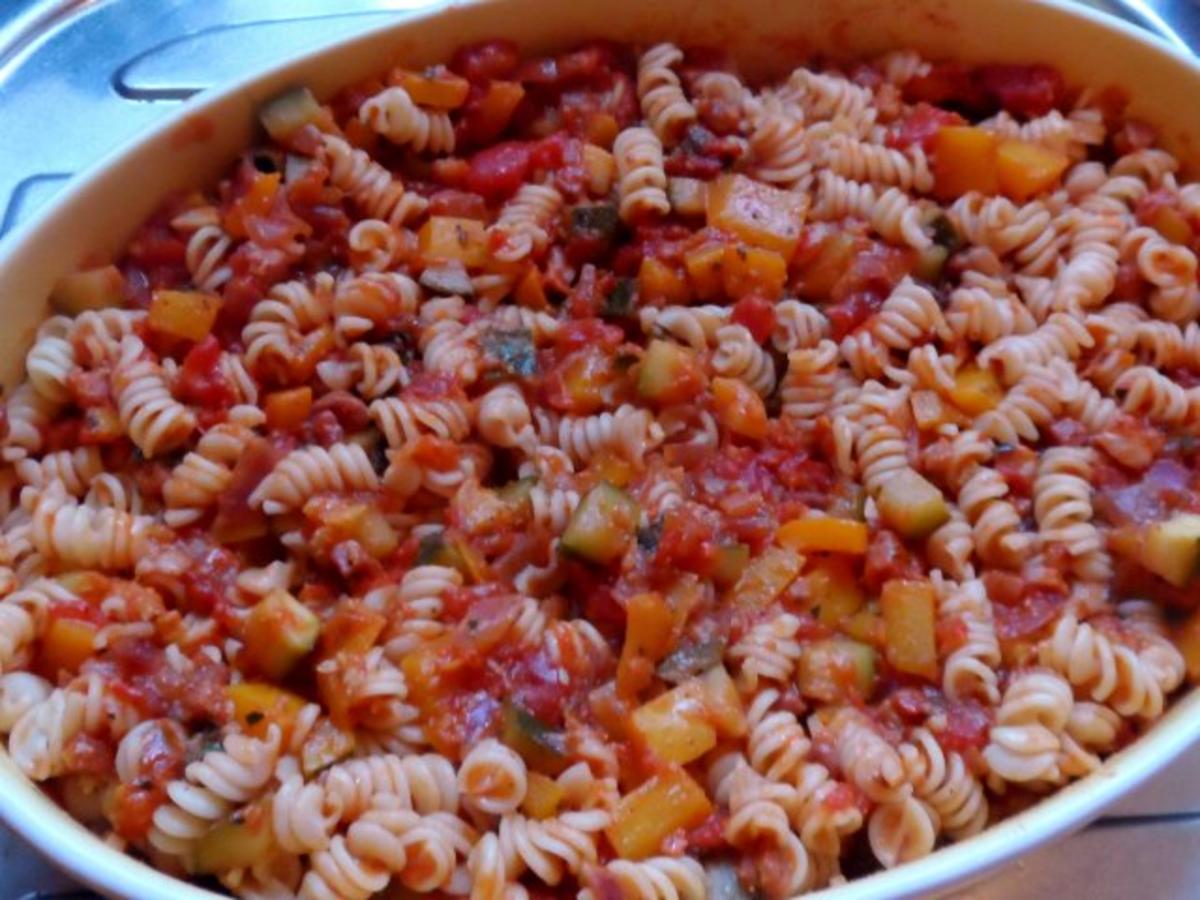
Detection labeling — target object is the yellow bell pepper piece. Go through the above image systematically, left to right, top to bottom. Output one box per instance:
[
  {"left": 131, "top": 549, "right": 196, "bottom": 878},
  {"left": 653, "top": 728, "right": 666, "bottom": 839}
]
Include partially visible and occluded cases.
[
  {"left": 932, "top": 126, "right": 999, "bottom": 200},
  {"left": 997, "top": 139, "right": 1070, "bottom": 202},
  {"left": 706, "top": 173, "right": 807, "bottom": 256},
  {"left": 418, "top": 216, "right": 488, "bottom": 267},
  {"left": 149, "top": 290, "right": 222, "bottom": 342},
  {"left": 777, "top": 517, "right": 869, "bottom": 555},
  {"left": 881, "top": 579, "right": 938, "bottom": 681},
  {"left": 606, "top": 768, "right": 713, "bottom": 860}
]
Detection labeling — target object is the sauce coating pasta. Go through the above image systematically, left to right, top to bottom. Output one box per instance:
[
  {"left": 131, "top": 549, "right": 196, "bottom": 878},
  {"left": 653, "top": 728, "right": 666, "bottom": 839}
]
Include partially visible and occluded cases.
[{"left": 5, "top": 37, "right": 1200, "bottom": 899}]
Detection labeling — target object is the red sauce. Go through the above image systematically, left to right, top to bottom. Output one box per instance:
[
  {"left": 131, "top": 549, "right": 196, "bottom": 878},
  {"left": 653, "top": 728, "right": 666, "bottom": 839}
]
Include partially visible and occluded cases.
[
  {"left": 451, "top": 39, "right": 521, "bottom": 83},
  {"left": 978, "top": 64, "right": 1065, "bottom": 118},
  {"left": 887, "top": 102, "right": 966, "bottom": 150},
  {"left": 466, "top": 141, "right": 539, "bottom": 202},
  {"left": 427, "top": 188, "right": 489, "bottom": 220},
  {"left": 730, "top": 294, "right": 777, "bottom": 343},
  {"left": 175, "top": 336, "right": 236, "bottom": 414},
  {"left": 994, "top": 444, "right": 1037, "bottom": 498},
  {"left": 1096, "top": 457, "right": 1196, "bottom": 526},
  {"left": 863, "top": 530, "right": 925, "bottom": 593},
  {"left": 991, "top": 585, "right": 1066, "bottom": 641},
  {"left": 94, "top": 637, "right": 229, "bottom": 725},
  {"left": 936, "top": 698, "right": 993, "bottom": 754}
]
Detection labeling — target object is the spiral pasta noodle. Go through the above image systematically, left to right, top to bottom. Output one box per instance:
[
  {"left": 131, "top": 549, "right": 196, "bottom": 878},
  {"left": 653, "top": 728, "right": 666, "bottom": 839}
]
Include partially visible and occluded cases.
[
  {"left": 636, "top": 43, "right": 696, "bottom": 143},
  {"left": 782, "top": 67, "right": 874, "bottom": 132},
  {"left": 360, "top": 85, "right": 455, "bottom": 155},
  {"left": 747, "top": 104, "right": 812, "bottom": 190},
  {"left": 613, "top": 127, "right": 670, "bottom": 222},
  {"left": 321, "top": 133, "right": 428, "bottom": 226},
  {"left": 824, "top": 133, "right": 933, "bottom": 193},
  {"left": 812, "top": 172, "right": 931, "bottom": 248},
  {"left": 489, "top": 184, "right": 562, "bottom": 262},
  {"left": 346, "top": 218, "right": 403, "bottom": 272},
  {"left": 180, "top": 219, "right": 236, "bottom": 293},
  {"left": 334, "top": 270, "right": 421, "bottom": 340},
  {"left": 947, "top": 273, "right": 1038, "bottom": 343},
  {"left": 243, "top": 274, "right": 334, "bottom": 371},
  {"left": 772, "top": 299, "right": 829, "bottom": 352},
  {"left": 639, "top": 304, "right": 730, "bottom": 350},
  {"left": 72, "top": 307, "right": 146, "bottom": 367},
  {"left": 25, "top": 318, "right": 76, "bottom": 404},
  {"left": 712, "top": 324, "right": 777, "bottom": 397},
  {"left": 112, "top": 336, "right": 197, "bottom": 457},
  {"left": 781, "top": 340, "right": 840, "bottom": 424},
  {"left": 317, "top": 342, "right": 409, "bottom": 399},
  {"left": 977, "top": 362, "right": 1068, "bottom": 444},
  {"left": 1113, "top": 366, "right": 1199, "bottom": 429},
  {"left": 476, "top": 383, "right": 534, "bottom": 449},
  {"left": 370, "top": 394, "right": 473, "bottom": 447},
  {"left": 534, "top": 404, "right": 662, "bottom": 467},
  {"left": 162, "top": 424, "right": 256, "bottom": 526},
  {"left": 250, "top": 442, "right": 379, "bottom": 514},
  {"left": 16, "top": 446, "right": 103, "bottom": 499},
  {"left": 958, "top": 464, "right": 1034, "bottom": 567},
  {"left": 31, "top": 481, "right": 154, "bottom": 571},
  {"left": 937, "top": 577, "right": 1000, "bottom": 703},
  {"left": 727, "top": 613, "right": 803, "bottom": 692},
  {"left": 1038, "top": 614, "right": 1169, "bottom": 719},
  {"left": 983, "top": 669, "right": 1073, "bottom": 786},
  {"left": 0, "top": 671, "right": 52, "bottom": 731},
  {"left": 8, "top": 675, "right": 138, "bottom": 780},
  {"left": 743, "top": 688, "right": 810, "bottom": 783},
  {"left": 823, "top": 707, "right": 909, "bottom": 804},
  {"left": 899, "top": 727, "right": 988, "bottom": 839},
  {"left": 459, "top": 738, "right": 528, "bottom": 816},
  {"left": 319, "top": 752, "right": 460, "bottom": 824},
  {"left": 725, "top": 766, "right": 816, "bottom": 894},
  {"left": 867, "top": 795, "right": 938, "bottom": 869},
  {"left": 345, "top": 798, "right": 473, "bottom": 892},
  {"left": 492, "top": 811, "right": 607, "bottom": 886},
  {"left": 298, "top": 835, "right": 389, "bottom": 900},
  {"left": 581, "top": 857, "right": 706, "bottom": 900}
]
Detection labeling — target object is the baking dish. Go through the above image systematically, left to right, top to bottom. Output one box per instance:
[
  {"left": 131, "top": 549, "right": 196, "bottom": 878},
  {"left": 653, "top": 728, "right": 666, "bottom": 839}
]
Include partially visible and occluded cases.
[{"left": 1, "top": 0, "right": 1199, "bottom": 896}]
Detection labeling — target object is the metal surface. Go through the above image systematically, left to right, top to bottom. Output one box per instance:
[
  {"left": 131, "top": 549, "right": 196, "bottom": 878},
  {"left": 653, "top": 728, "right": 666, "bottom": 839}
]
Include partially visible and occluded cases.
[
  {"left": 0, "top": 0, "right": 1198, "bottom": 897},
  {"left": 0, "top": 0, "right": 1193, "bottom": 238},
  {"left": 0, "top": 0, "right": 431, "bottom": 237},
  {"left": 1139, "top": 0, "right": 1200, "bottom": 46}
]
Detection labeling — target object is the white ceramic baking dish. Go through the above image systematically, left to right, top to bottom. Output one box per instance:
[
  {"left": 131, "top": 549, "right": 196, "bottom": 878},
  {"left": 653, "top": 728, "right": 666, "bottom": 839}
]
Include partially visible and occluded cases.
[{"left": 1, "top": 0, "right": 1198, "bottom": 897}]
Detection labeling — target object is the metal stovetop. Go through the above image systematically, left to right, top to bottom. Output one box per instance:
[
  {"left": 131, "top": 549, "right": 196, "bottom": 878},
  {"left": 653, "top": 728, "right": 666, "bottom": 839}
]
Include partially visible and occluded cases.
[{"left": 1, "top": 1, "right": 1199, "bottom": 898}]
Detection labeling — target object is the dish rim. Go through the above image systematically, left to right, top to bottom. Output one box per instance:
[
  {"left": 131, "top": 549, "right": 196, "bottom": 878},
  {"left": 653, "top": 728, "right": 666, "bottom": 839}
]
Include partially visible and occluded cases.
[{"left": 0, "top": 1, "right": 1198, "bottom": 898}]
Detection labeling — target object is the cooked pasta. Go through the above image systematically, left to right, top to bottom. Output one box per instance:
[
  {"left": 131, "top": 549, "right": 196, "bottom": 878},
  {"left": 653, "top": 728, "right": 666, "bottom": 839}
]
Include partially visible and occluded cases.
[
  {"left": 6, "top": 35, "right": 1200, "bottom": 900},
  {"left": 636, "top": 43, "right": 696, "bottom": 144},
  {"left": 359, "top": 85, "right": 455, "bottom": 155},
  {"left": 748, "top": 104, "right": 812, "bottom": 190},
  {"left": 613, "top": 126, "right": 670, "bottom": 221},
  {"left": 322, "top": 134, "right": 428, "bottom": 226},
  {"left": 812, "top": 172, "right": 931, "bottom": 248},
  {"left": 488, "top": 183, "right": 562, "bottom": 262},
  {"left": 174, "top": 208, "right": 236, "bottom": 293},
  {"left": 112, "top": 336, "right": 197, "bottom": 457},
  {"left": 162, "top": 424, "right": 256, "bottom": 526},
  {"left": 250, "top": 443, "right": 379, "bottom": 515},
  {"left": 726, "top": 613, "right": 802, "bottom": 692},
  {"left": 983, "top": 669, "right": 1073, "bottom": 786},
  {"left": 822, "top": 707, "right": 909, "bottom": 804},
  {"left": 149, "top": 726, "right": 282, "bottom": 856},
  {"left": 898, "top": 728, "right": 988, "bottom": 839},
  {"left": 458, "top": 738, "right": 528, "bottom": 816},
  {"left": 867, "top": 795, "right": 937, "bottom": 869},
  {"left": 580, "top": 856, "right": 706, "bottom": 900}
]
